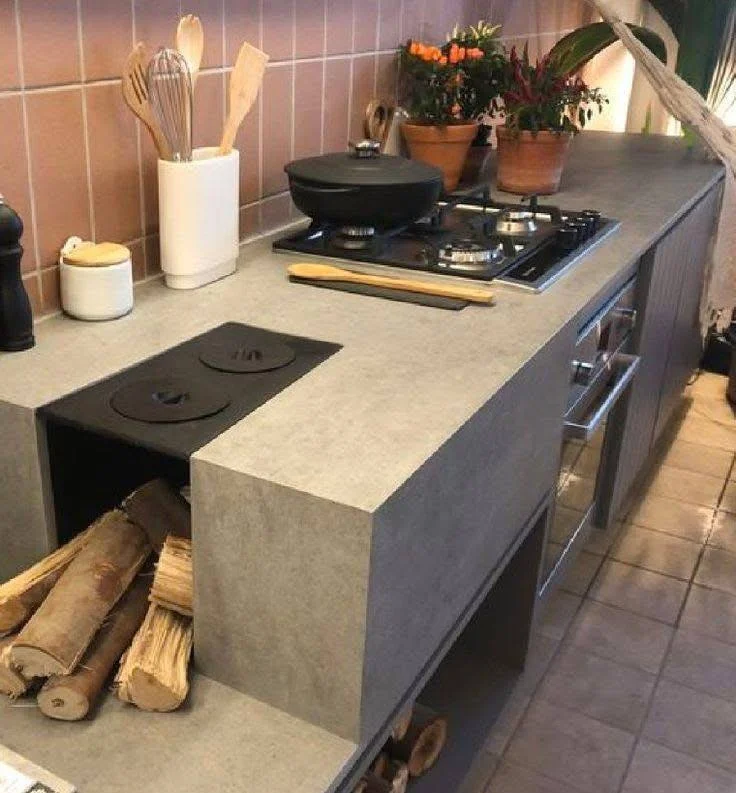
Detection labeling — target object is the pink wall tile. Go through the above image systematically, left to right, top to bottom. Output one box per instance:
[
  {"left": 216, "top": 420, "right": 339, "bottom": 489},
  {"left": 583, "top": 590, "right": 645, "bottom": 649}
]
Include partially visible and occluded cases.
[
  {"left": 0, "top": 0, "right": 20, "bottom": 90},
  {"left": 19, "top": 0, "right": 81, "bottom": 87},
  {"left": 81, "top": 0, "right": 133, "bottom": 82},
  {"left": 134, "top": 0, "right": 179, "bottom": 52},
  {"left": 181, "top": 0, "right": 225, "bottom": 68},
  {"left": 225, "top": 0, "right": 260, "bottom": 64},
  {"left": 262, "top": 0, "right": 295, "bottom": 62},
  {"left": 295, "top": 0, "right": 325, "bottom": 59},
  {"left": 325, "top": 0, "right": 354, "bottom": 55},
  {"left": 354, "top": 0, "right": 379, "bottom": 52},
  {"left": 401, "top": 0, "right": 425, "bottom": 42},
  {"left": 492, "top": 0, "right": 535, "bottom": 37},
  {"left": 378, "top": 1, "right": 401, "bottom": 51},
  {"left": 375, "top": 52, "right": 398, "bottom": 103},
  {"left": 350, "top": 54, "right": 376, "bottom": 141},
  {"left": 322, "top": 58, "right": 351, "bottom": 153},
  {"left": 294, "top": 61, "right": 323, "bottom": 159},
  {"left": 261, "top": 65, "right": 293, "bottom": 196},
  {"left": 193, "top": 71, "right": 225, "bottom": 149},
  {"left": 86, "top": 83, "right": 142, "bottom": 244},
  {"left": 26, "top": 88, "right": 90, "bottom": 268},
  {"left": 0, "top": 95, "right": 36, "bottom": 273},
  {"left": 235, "top": 98, "right": 260, "bottom": 203},
  {"left": 261, "top": 194, "right": 291, "bottom": 228},
  {"left": 240, "top": 203, "right": 260, "bottom": 238},
  {"left": 144, "top": 234, "right": 161, "bottom": 276},
  {"left": 129, "top": 239, "right": 145, "bottom": 280},
  {"left": 40, "top": 267, "right": 60, "bottom": 313},
  {"left": 22, "top": 274, "right": 41, "bottom": 316}
]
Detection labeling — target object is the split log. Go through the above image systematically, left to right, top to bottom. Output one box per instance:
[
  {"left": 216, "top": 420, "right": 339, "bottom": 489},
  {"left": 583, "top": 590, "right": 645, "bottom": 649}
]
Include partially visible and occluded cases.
[
  {"left": 122, "top": 479, "right": 191, "bottom": 550},
  {"left": 10, "top": 510, "right": 151, "bottom": 679},
  {"left": 0, "top": 524, "right": 95, "bottom": 637},
  {"left": 150, "top": 535, "right": 192, "bottom": 617},
  {"left": 36, "top": 575, "right": 151, "bottom": 720},
  {"left": 114, "top": 603, "right": 192, "bottom": 711},
  {"left": 0, "top": 635, "right": 31, "bottom": 698},
  {"left": 388, "top": 704, "right": 448, "bottom": 777},
  {"left": 390, "top": 705, "right": 414, "bottom": 742},
  {"left": 370, "top": 752, "right": 389, "bottom": 777},
  {"left": 383, "top": 760, "right": 409, "bottom": 793},
  {"left": 354, "top": 774, "right": 390, "bottom": 793}
]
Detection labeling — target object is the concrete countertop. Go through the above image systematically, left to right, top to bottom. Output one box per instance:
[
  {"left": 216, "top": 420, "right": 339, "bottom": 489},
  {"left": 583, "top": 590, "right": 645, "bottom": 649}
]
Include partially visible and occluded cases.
[{"left": 0, "top": 133, "right": 723, "bottom": 513}]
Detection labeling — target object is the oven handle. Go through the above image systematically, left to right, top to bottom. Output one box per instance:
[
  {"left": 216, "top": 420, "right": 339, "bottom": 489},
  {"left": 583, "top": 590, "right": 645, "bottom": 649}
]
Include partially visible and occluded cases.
[{"left": 564, "top": 353, "right": 641, "bottom": 441}]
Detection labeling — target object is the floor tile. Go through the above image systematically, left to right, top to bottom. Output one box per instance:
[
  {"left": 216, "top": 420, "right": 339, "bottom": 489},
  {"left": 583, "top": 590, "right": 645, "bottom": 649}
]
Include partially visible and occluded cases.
[
  {"left": 688, "top": 372, "right": 729, "bottom": 402},
  {"left": 687, "top": 395, "right": 736, "bottom": 426},
  {"left": 676, "top": 414, "right": 736, "bottom": 452},
  {"left": 658, "top": 438, "right": 733, "bottom": 480},
  {"left": 647, "top": 465, "right": 724, "bottom": 508},
  {"left": 558, "top": 473, "right": 596, "bottom": 513},
  {"left": 720, "top": 481, "right": 736, "bottom": 514},
  {"left": 627, "top": 494, "right": 714, "bottom": 542},
  {"left": 709, "top": 511, "right": 736, "bottom": 554},
  {"left": 585, "top": 521, "right": 624, "bottom": 557},
  {"left": 611, "top": 523, "right": 700, "bottom": 580},
  {"left": 695, "top": 547, "right": 736, "bottom": 596},
  {"left": 560, "top": 550, "right": 602, "bottom": 597},
  {"left": 589, "top": 560, "right": 688, "bottom": 624},
  {"left": 680, "top": 585, "right": 736, "bottom": 646},
  {"left": 537, "top": 591, "right": 581, "bottom": 641},
  {"left": 566, "top": 601, "right": 673, "bottom": 674},
  {"left": 663, "top": 629, "right": 736, "bottom": 704},
  {"left": 520, "top": 634, "right": 560, "bottom": 694},
  {"left": 537, "top": 645, "right": 656, "bottom": 732},
  {"left": 643, "top": 679, "right": 736, "bottom": 773},
  {"left": 483, "top": 689, "right": 531, "bottom": 759},
  {"left": 505, "top": 699, "right": 635, "bottom": 793},
  {"left": 622, "top": 739, "right": 736, "bottom": 793},
  {"left": 457, "top": 748, "right": 499, "bottom": 793},
  {"left": 487, "top": 762, "right": 582, "bottom": 793}
]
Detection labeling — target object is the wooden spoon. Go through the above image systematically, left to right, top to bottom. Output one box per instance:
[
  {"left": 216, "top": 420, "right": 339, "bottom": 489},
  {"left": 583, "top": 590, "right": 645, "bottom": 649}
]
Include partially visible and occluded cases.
[
  {"left": 175, "top": 14, "right": 204, "bottom": 91},
  {"left": 218, "top": 41, "right": 269, "bottom": 155},
  {"left": 122, "top": 42, "right": 171, "bottom": 159},
  {"left": 288, "top": 263, "right": 495, "bottom": 305}
]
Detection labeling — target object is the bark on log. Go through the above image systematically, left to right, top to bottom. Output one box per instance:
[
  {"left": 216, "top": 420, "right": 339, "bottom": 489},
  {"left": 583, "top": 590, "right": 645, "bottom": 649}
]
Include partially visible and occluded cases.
[
  {"left": 122, "top": 479, "right": 191, "bottom": 550},
  {"left": 10, "top": 511, "right": 151, "bottom": 678},
  {"left": 0, "top": 524, "right": 95, "bottom": 637},
  {"left": 149, "top": 535, "right": 192, "bottom": 617},
  {"left": 36, "top": 575, "right": 151, "bottom": 720},
  {"left": 114, "top": 603, "right": 192, "bottom": 711},
  {"left": 0, "top": 635, "right": 31, "bottom": 698},
  {"left": 388, "top": 704, "right": 448, "bottom": 777},
  {"left": 390, "top": 706, "right": 413, "bottom": 742},
  {"left": 370, "top": 752, "right": 389, "bottom": 777},
  {"left": 384, "top": 760, "right": 409, "bottom": 793},
  {"left": 356, "top": 774, "right": 390, "bottom": 793}
]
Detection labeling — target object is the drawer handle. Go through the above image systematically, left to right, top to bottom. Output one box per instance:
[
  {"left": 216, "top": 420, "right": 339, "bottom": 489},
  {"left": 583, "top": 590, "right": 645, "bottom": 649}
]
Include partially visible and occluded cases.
[{"left": 564, "top": 354, "right": 641, "bottom": 441}]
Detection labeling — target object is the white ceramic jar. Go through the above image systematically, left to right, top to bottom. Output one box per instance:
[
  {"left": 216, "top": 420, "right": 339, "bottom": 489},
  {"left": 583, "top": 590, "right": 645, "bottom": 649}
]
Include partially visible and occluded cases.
[{"left": 60, "top": 242, "right": 133, "bottom": 321}]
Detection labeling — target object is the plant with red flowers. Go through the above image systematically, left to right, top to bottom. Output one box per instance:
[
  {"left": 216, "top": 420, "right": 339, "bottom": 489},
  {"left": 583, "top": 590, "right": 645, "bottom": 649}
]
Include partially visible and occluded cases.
[
  {"left": 399, "top": 21, "right": 504, "bottom": 125},
  {"left": 500, "top": 45, "right": 608, "bottom": 135}
]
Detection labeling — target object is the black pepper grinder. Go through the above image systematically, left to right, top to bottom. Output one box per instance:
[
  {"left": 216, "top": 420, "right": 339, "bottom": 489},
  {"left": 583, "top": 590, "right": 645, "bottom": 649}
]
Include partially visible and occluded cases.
[{"left": 0, "top": 195, "right": 35, "bottom": 351}]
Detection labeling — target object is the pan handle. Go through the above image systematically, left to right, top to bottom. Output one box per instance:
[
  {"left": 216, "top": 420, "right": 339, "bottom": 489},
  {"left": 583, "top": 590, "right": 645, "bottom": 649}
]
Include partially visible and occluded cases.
[{"left": 290, "top": 181, "right": 361, "bottom": 195}]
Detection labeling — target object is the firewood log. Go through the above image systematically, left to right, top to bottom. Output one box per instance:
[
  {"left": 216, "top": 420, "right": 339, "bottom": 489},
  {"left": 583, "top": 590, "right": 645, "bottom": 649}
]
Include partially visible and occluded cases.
[
  {"left": 122, "top": 479, "right": 191, "bottom": 550},
  {"left": 10, "top": 511, "right": 151, "bottom": 678},
  {"left": 0, "top": 524, "right": 95, "bottom": 637},
  {"left": 149, "top": 535, "right": 192, "bottom": 617},
  {"left": 36, "top": 575, "right": 151, "bottom": 720},
  {"left": 114, "top": 603, "right": 192, "bottom": 711},
  {"left": 0, "top": 635, "right": 31, "bottom": 698},
  {"left": 388, "top": 704, "right": 448, "bottom": 777},
  {"left": 391, "top": 705, "right": 413, "bottom": 741},
  {"left": 371, "top": 752, "right": 389, "bottom": 777},
  {"left": 384, "top": 760, "right": 409, "bottom": 793},
  {"left": 355, "top": 773, "right": 390, "bottom": 793}
]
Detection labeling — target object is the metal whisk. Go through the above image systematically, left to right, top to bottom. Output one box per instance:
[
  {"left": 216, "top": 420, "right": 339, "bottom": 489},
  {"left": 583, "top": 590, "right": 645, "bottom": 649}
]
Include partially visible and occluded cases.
[{"left": 147, "top": 48, "right": 193, "bottom": 162}]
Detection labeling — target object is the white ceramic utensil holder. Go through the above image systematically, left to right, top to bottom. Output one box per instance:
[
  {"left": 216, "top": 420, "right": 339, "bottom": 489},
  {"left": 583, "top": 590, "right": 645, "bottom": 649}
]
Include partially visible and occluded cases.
[
  {"left": 158, "top": 147, "right": 240, "bottom": 289},
  {"left": 60, "top": 259, "right": 133, "bottom": 321}
]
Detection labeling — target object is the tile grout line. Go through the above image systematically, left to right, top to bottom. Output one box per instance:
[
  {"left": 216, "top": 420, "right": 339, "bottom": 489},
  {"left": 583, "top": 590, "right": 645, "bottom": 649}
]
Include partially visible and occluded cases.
[
  {"left": 77, "top": 0, "right": 96, "bottom": 245},
  {"left": 319, "top": 0, "right": 327, "bottom": 155}
]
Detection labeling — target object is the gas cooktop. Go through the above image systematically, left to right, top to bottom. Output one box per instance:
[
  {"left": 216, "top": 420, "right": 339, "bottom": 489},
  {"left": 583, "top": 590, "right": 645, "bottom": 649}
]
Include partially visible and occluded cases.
[
  {"left": 274, "top": 187, "right": 620, "bottom": 293},
  {"left": 39, "top": 323, "right": 341, "bottom": 460}
]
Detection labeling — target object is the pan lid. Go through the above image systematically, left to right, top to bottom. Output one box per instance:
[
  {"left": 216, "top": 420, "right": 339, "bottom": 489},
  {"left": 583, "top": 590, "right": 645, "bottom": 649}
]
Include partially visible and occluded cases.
[{"left": 285, "top": 140, "right": 443, "bottom": 187}]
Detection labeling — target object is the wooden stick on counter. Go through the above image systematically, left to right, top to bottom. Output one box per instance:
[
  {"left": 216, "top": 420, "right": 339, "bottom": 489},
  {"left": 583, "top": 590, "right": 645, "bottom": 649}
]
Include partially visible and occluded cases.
[
  {"left": 10, "top": 511, "right": 151, "bottom": 678},
  {"left": 150, "top": 535, "right": 193, "bottom": 617},
  {"left": 37, "top": 575, "right": 151, "bottom": 720},
  {"left": 388, "top": 704, "right": 448, "bottom": 777}
]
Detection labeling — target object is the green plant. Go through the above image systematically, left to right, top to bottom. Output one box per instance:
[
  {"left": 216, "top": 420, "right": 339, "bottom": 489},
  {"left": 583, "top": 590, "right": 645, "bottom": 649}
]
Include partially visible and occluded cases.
[
  {"left": 398, "top": 20, "right": 504, "bottom": 125},
  {"left": 500, "top": 45, "right": 608, "bottom": 134}
]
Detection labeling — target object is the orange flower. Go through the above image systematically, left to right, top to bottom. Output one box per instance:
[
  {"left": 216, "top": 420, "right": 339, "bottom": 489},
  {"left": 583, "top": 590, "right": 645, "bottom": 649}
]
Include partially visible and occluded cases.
[
  {"left": 409, "top": 41, "right": 420, "bottom": 56},
  {"left": 449, "top": 43, "right": 459, "bottom": 64},
  {"left": 458, "top": 46, "right": 466, "bottom": 60},
  {"left": 473, "top": 47, "right": 485, "bottom": 59},
  {"left": 431, "top": 48, "right": 441, "bottom": 61},
  {"left": 439, "top": 55, "right": 448, "bottom": 65}
]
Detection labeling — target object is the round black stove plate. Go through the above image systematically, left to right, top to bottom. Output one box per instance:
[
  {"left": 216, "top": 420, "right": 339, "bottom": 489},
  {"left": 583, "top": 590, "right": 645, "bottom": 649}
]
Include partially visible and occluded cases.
[
  {"left": 199, "top": 339, "right": 296, "bottom": 373},
  {"left": 110, "top": 377, "right": 231, "bottom": 423}
]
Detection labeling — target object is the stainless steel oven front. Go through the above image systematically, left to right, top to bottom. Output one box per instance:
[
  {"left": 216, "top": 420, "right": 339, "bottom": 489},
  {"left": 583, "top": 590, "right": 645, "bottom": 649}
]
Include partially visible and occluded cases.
[{"left": 540, "top": 278, "right": 640, "bottom": 598}]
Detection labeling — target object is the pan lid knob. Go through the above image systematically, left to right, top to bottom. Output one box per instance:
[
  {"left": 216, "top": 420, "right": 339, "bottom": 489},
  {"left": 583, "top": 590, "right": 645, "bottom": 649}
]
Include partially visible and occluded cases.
[{"left": 350, "top": 139, "right": 381, "bottom": 159}]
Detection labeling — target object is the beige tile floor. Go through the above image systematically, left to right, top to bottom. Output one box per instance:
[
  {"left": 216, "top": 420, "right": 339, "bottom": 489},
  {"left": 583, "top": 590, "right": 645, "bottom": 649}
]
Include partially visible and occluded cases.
[{"left": 475, "top": 372, "right": 736, "bottom": 793}]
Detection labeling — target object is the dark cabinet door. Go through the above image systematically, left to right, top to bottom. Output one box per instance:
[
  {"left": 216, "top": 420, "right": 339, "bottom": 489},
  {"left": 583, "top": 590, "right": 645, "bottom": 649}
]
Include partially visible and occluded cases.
[{"left": 604, "top": 186, "right": 722, "bottom": 522}]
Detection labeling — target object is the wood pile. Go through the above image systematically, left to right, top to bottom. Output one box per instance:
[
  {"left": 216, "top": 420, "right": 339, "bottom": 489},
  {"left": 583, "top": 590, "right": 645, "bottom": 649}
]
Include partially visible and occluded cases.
[
  {"left": 0, "top": 479, "right": 194, "bottom": 721},
  {"left": 354, "top": 704, "right": 448, "bottom": 793}
]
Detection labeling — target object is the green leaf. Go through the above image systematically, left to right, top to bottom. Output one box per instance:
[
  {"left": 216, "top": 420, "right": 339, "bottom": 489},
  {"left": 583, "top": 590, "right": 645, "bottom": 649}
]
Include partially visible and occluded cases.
[{"left": 548, "top": 22, "right": 668, "bottom": 76}]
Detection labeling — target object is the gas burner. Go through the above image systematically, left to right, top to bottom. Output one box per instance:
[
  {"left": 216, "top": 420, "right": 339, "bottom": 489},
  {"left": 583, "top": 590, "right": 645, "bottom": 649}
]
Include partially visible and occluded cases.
[
  {"left": 496, "top": 210, "right": 538, "bottom": 236},
  {"left": 332, "top": 225, "right": 377, "bottom": 250},
  {"left": 437, "top": 239, "right": 504, "bottom": 272},
  {"left": 199, "top": 339, "right": 296, "bottom": 373},
  {"left": 110, "top": 377, "right": 231, "bottom": 424}
]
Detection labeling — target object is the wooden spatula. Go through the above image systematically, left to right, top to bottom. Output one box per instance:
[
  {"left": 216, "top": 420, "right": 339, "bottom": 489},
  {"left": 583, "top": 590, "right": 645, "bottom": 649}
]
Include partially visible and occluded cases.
[
  {"left": 175, "top": 14, "right": 204, "bottom": 91},
  {"left": 218, "top": 41, "right": 269, "bottom": 155},
  {"left": 122, "top": 42, "right": 171, "bottom": 159},
  {"left": 288, "top": 263, "right": 495, "bottom": 305}
]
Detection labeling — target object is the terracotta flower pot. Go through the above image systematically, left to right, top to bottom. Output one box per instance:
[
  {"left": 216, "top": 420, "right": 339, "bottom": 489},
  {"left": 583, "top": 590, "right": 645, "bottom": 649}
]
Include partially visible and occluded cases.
[
  {"left": 401, "top": 122, "right": 478, "bottom": 193},
  {"left": 496, "top": 128, "right": 573, "bottom": 195}
]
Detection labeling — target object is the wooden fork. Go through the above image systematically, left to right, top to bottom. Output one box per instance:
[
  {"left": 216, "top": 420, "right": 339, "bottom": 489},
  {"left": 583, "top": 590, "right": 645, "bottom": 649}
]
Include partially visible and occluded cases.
[{"left": 122, "top": 42, "right": 171, "bottom": 159}]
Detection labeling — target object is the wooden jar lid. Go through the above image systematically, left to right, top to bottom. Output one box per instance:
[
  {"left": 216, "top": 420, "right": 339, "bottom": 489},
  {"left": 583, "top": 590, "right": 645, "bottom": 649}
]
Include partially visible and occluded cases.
[{"left": 63, "top": 242, "right": 131, "bottom": 267}]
